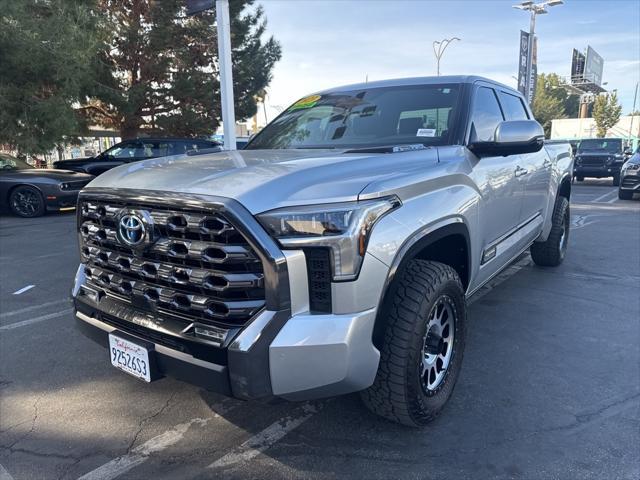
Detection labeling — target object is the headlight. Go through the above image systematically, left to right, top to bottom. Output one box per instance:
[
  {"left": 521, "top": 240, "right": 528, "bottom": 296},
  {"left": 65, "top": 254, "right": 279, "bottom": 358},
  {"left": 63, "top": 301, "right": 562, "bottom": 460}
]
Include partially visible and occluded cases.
[{"left": 257, "top": 197, "right": 401, "bottom": 280}]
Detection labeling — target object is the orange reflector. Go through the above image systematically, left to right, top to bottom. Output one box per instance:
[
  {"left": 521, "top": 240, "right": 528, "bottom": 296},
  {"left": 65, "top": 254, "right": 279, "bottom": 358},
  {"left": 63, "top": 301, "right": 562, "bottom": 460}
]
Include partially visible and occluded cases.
[{"left": 359, "top": 234, "right": 366, "bottom": 256}]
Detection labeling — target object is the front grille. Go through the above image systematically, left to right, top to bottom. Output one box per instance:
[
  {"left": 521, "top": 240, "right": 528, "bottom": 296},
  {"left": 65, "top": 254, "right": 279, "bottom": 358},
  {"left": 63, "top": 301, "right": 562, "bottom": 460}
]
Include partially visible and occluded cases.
[
  {"left": 579, "top": 156, "right": 609, "bottom": 167},
  {"left": 622, "top": 177, "right": 640, "bottom": 188},
  {"left": 61, "top": 180, "right": 91, "bottom": 191},
  {"left": 78, "top": 199, "right": 266, "bottom": 329}
]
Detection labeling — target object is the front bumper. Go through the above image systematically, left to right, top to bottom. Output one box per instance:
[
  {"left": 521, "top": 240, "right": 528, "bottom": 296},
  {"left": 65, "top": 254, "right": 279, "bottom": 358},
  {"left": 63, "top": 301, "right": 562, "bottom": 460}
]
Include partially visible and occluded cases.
[
  {"left": 574, "top": 164, "right": 622, "bottom": 178},
  {"left": 620, "top": 171, "right": 640, "bottom": 191},
  {"left": 45, "top": 191, "right": 80, "bottom": 211},
  {"left": 73, "top": 250, "right": 383, "bottom": 401}
]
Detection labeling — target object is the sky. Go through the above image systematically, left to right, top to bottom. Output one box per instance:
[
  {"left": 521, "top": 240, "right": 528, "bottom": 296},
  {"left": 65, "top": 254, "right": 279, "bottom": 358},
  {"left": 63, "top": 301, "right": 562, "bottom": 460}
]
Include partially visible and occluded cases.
[{"left": 255, "top": 0, "right": 640, "bottom": 121}]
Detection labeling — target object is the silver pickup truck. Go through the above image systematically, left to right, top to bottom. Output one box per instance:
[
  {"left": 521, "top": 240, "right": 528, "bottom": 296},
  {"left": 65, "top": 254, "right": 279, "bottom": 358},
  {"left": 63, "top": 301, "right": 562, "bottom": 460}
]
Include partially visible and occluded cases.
[{"left": 72, "top": 76, "right": 573, "bottom": 426}]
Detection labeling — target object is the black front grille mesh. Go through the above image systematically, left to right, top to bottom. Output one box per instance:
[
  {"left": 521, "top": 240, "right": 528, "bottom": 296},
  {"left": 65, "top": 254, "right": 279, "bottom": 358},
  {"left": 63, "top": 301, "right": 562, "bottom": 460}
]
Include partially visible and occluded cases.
[
  {"left": 79, "top": 199, "right": 265, "bottom": 328},
  {"left": 304, "top": 248, "right": 332, "bottom": 313}
]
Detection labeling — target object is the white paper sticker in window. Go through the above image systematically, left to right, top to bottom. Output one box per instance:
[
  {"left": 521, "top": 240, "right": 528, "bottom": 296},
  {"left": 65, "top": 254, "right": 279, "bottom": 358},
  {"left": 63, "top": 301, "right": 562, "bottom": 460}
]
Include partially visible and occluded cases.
[{"left": 416, "top": 128, "right": 436, "bottom": 137}]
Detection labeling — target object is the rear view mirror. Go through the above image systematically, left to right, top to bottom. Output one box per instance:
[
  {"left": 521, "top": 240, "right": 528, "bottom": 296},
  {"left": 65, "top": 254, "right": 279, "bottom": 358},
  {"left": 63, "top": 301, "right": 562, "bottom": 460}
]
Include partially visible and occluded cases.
[{"left": 470, "top": 120, "right": 545, "bottom": 158}]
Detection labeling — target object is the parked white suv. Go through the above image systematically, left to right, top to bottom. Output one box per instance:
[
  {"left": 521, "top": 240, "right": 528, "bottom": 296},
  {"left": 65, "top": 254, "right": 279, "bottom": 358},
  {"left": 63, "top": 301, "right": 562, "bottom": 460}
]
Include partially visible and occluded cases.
[{"left": 72, "top": 76, "right": 573, "bottom": 426}]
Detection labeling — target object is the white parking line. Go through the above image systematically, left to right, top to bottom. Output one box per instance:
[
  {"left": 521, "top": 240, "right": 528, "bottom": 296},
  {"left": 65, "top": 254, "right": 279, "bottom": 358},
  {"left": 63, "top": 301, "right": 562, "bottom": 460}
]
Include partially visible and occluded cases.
[
  {"left": 591, "top": 189, "right": 617, "bottom": 203},
  {"left": 12, "top": 285, "right": 35, "bottom": 295},
  {"left": 0, "top": 299, "right": 69, "bottom": 319},
  {"left": 0, "top": 309, "right": 72, "bottom": 331},
  {"left": 208, "top": 403, "right": 319, "bottom": 470},
  {"left": 78, "top": 418, "right": 209, "bottom": 480},
  {"left": 0, "top": 464, "right": 15, "bottom": 480}
]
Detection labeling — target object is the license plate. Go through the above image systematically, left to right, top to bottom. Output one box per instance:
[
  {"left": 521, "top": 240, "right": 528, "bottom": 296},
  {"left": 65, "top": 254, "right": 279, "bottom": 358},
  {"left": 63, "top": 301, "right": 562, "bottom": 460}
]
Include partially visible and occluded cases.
[{"left": 108, "top": 334, "right": 151, "bottom": 382}]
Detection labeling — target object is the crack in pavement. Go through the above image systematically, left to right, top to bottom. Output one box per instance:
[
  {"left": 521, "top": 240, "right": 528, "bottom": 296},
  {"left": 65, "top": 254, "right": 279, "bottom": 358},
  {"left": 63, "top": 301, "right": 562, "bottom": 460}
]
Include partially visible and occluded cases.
[
  {"left": 455, "top": 391, "right": 640, "bottom": 456},
  {"left": 125, "top": 392, "right": 177, "bottom": 455},
  {"left": 1, "top": 395, "right": 42, "bottom": 451}
]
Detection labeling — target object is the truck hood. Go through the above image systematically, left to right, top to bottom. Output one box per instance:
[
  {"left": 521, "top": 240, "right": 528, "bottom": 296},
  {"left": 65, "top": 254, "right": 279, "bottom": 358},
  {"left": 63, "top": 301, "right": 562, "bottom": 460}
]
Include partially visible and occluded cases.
[{"left": 86, "top": 148, "right": 439, "bottom": 213}]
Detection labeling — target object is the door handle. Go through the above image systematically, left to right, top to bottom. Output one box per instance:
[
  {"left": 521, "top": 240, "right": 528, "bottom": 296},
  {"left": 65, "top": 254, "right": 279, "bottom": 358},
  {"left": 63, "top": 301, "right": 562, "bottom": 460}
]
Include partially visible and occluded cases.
[
  {"left": 542, "top": 159, "right": 552, "bottom": 168},
  {"left": 515, "top": 166, "right": 529, "bottom": 177}
]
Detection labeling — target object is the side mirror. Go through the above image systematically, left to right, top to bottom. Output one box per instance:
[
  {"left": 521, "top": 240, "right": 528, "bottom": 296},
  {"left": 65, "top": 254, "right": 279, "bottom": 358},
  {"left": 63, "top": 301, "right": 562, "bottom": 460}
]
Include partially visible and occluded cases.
[{"left": 470, "top": 120, "right": 545, "bottom": 158}]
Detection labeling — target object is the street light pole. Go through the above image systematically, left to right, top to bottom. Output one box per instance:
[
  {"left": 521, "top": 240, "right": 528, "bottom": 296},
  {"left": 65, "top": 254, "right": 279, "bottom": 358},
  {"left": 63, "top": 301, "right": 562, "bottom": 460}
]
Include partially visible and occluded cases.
[
  {"left": 216, "top": 0, "right": 236, "bottom": 150},
  {"left": 513, "top": 1, "right": 563, "bottom": 103},
  {"left": 526, "top": 9, "right": 536, "bottom": 103},
  {"left": 432, "top": 37, "right": 460, "bottom": 76}
]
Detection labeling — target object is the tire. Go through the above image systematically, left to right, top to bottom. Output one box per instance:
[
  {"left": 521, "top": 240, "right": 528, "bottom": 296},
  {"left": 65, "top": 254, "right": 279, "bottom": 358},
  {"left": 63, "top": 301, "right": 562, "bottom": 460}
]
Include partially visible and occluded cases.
[
  {"left": 613, "top": 174, "right": 620, "bottom": 187},
  {"left": 576, "top": 176, "right": 584, "bottom": 182},
  {"left": 9, "top": 185, "right": 45, "bottom": 218},
  {"left": 618, "top": 189, "right": 633, "bottom": 200},
  {"left": 531, "top": 196, "right": 569, "bottom": 267},
  {"left": 361, "top": 260, "right": 466, "bottom": 427}
]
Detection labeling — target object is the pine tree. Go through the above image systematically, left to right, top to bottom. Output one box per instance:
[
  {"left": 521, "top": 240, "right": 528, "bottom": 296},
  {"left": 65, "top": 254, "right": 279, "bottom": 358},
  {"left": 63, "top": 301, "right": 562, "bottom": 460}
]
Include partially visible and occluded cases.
[
  {"left": 0, "top": 0, "right": 99, "bottom": 154},
  {"left": 81, "top": 0, "right": 281, "bottom": 139}
]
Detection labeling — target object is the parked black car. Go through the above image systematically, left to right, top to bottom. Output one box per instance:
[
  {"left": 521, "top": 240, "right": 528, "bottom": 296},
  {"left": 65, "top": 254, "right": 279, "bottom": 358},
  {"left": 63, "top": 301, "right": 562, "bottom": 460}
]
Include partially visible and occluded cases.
[
  {"left": 53, "top": 138, "right": 220, "bottom": 176},
  {"left": 574, "top": 138, "right": 626, "bottom": 185},
  {"left": 618, "top": 147, "right": 640, "bottom": 200},
  {"left": 0, "top": 154, "right": 93, "bottom": 217}
]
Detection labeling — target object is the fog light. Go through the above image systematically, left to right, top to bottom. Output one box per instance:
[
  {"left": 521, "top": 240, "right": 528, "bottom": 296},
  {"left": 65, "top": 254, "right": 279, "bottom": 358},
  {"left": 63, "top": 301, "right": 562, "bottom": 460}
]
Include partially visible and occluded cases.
[{"left": 194, "top": 326, "right": 226, "bottom": 343}]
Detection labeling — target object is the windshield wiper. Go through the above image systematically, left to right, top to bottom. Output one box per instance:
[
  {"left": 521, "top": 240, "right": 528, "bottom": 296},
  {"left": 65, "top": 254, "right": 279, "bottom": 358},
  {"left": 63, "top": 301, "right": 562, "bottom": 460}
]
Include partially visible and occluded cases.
[{"left": 343, "top": 143, "right": 429, "bottom": 154}]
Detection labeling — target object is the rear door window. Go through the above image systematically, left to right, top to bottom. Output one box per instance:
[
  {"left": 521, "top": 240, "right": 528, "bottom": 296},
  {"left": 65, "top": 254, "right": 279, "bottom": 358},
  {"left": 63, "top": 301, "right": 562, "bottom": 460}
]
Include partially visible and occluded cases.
[{"left": 498, "top": 92, "right": 529, "bottom": 121}]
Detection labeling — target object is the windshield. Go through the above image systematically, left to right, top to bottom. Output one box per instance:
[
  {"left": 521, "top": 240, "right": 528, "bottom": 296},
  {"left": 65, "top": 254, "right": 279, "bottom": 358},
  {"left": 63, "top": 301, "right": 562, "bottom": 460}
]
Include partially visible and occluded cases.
[
  {"left": 246, "top": 84, "right": 460, "bottom": 150},
  {"left": 578, "top": 139, "right": 622, "bottom": 153},
  {"left": 0, "top": 155, "right": 34, "bottom": 170}
]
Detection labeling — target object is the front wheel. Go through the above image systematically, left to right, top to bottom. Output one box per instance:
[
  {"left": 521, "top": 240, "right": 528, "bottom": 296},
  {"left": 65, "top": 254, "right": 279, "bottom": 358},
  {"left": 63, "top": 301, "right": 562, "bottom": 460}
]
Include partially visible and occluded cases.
[
  {"left": 613, "top": 174, "right": 620, "bottom": 187},
  {"left": 9, "top": 185, "right": 45, "bottom": 218},
  {"left": 618, "top": 189, "right": 633, "bottom": 200},
  {"left": 531, "top": 196, "right": 569, "bottom": 267},
  {"left": 361, "top": 260, "right": 466, "bottom": 427}
]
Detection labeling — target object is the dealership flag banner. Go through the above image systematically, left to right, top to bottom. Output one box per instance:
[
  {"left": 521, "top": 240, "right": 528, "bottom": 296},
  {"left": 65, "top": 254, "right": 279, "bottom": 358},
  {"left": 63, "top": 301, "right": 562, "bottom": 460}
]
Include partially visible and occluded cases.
[
  {"left": 517, "top": 30, "right": 529, "bottom": 97},
  {"left": 529, "top": 36, "right": 537, "bottom": 104}
]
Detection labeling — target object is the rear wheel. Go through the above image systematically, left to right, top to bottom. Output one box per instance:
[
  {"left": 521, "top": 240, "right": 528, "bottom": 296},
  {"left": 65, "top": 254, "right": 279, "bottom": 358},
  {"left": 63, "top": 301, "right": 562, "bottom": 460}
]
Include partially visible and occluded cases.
[
  {"left": 9, "top": 185, "right": 45, "bottom": 218},
  {"left": 618, "top": 189, "right": 633, "bottom": 200},
  {"left": 531, "top": 196, "right": 569, "bottom": 267},
  {"left": 361, "top": 260, "right": 466, "bottom": 427}
]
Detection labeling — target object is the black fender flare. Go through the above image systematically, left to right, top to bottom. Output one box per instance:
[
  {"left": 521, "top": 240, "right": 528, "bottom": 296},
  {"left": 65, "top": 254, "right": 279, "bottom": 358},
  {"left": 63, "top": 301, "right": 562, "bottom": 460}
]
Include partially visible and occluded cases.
[{"left": 371, "top": 220, "right": 471, "bottom": 349}]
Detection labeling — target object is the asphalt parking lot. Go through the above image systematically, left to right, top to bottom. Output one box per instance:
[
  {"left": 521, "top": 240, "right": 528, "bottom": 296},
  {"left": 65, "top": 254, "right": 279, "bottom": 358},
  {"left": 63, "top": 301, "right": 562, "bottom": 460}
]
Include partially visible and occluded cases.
[{"left": 1, "top": 179, "right": 638, "bottom": 480}]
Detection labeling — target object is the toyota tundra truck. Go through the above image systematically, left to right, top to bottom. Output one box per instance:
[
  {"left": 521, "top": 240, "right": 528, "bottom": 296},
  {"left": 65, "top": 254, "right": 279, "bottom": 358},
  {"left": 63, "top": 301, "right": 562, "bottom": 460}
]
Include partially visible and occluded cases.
[{"left": 72, "top": 76, "right": 573, "bottom": 426}]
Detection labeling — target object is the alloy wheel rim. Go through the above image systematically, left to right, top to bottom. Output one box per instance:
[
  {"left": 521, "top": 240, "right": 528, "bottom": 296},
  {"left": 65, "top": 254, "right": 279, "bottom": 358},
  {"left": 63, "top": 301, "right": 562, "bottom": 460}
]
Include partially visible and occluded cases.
[
  {"left": 13, "top": 189, "right": 39, "bottom": 216},
  {"left": 420, "top": 295, "right": 456, "bottom": 392}
]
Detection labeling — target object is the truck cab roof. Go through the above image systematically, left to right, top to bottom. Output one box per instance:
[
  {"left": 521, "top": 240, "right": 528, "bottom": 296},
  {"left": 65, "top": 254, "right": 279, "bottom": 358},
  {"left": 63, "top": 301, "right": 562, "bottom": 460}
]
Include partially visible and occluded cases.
[{"left": 317, "top": 75, "right": 520, "bottom": 97}]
